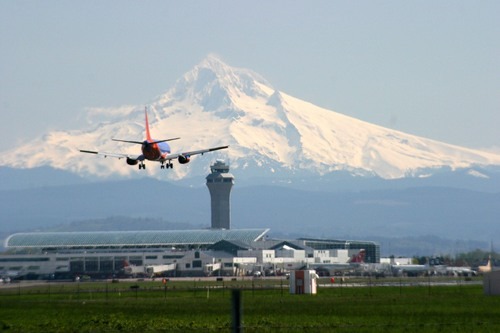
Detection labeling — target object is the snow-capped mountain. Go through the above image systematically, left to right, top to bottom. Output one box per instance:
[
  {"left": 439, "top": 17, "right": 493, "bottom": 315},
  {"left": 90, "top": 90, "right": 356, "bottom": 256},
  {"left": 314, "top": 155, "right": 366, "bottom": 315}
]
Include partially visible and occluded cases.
[{"left": 2, "top": 55, "right": 500, "bottom": 181}]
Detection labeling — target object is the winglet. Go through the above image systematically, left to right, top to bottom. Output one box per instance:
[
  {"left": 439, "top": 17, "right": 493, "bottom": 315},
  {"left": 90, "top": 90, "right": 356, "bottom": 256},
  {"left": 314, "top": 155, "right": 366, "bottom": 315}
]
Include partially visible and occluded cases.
[{"left": 145, "top": 107, "right": 152, "bottom": 141}]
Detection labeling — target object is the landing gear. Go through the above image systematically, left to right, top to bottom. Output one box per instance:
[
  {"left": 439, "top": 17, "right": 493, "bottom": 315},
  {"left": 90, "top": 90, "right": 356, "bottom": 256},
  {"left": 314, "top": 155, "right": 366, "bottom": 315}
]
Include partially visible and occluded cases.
[
  {"left": 161, "top": 162, "right": 174, "bottom": 169},
  {"left": 138, "top": 163, "right": 146, "bottom": 170}
]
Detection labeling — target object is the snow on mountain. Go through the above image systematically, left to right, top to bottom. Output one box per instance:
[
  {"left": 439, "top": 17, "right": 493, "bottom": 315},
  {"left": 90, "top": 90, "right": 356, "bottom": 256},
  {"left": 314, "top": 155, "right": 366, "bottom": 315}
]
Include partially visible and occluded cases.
[{"left": 2, "top": 55, "right": 500, "bottom": 181}]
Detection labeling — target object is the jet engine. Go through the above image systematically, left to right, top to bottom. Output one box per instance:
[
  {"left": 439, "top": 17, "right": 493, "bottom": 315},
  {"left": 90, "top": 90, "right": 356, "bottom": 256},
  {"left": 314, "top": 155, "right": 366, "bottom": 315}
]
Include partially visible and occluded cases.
[
  {"left": 178, "top": 155, "right": 190, "bottom": 164},
  {"left": 126, "top": 157, "right": 139, "bottom": 166}
]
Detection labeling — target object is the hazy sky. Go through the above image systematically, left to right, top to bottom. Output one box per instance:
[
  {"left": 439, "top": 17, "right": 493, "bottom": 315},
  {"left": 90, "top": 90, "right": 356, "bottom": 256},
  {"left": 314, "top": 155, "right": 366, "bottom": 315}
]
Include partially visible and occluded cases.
[{"left": 1, "top": 1, "right": 499, "bottom": 152}]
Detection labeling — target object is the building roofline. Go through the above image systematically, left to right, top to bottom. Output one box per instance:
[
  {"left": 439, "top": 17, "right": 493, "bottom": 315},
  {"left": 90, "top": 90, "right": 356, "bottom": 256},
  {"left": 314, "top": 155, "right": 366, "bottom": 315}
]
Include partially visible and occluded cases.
[{"left": 5, "top": 229, "right": 270, "bottom": 249}]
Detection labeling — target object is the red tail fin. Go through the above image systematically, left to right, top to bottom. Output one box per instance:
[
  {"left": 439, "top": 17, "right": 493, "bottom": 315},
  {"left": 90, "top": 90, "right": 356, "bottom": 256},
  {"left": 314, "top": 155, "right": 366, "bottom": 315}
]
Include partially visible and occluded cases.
[
  {"left": 145, "top": 107, "right": 152, "bottom": 141},
  {"left": 350, "top": 249, "right": 366, "bottom": 263}
]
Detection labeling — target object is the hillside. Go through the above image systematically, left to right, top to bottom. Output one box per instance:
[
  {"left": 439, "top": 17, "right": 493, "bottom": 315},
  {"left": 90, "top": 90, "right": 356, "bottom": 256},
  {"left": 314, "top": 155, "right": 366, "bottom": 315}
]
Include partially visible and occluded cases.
[{"left": 1, "top": 176, "right": 498, "bottom": 246}]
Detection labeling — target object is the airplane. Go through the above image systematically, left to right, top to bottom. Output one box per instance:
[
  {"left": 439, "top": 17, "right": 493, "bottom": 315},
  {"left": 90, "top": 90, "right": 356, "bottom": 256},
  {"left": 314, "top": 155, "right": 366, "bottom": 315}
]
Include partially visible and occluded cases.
[
  {"left": 80, "top": 108, "right": 229, "bottom": 170},
  {"left": 122, "top": 261, "right": 145, "bottom": 276},
  {"left": 391, "top": 263, "right": 430, "bottom": 276},
  {"left": 444, "top": 266, "right": 476, "bottom": 277}
]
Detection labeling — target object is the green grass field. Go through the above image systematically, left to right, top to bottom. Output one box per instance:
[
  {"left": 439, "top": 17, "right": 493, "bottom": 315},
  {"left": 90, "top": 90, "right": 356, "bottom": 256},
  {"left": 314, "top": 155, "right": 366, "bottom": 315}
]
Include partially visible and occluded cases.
[{"left": 1, "top": 278, "right": 499, "bottom": 332}]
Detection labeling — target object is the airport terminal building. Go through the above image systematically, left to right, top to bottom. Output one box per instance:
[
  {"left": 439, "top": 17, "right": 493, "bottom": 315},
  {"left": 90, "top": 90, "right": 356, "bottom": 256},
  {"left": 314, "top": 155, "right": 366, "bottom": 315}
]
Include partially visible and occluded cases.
[
  {"left": 0, "top": 161, "right": 380, "bottom": 279},
  {"left": 2, "top": 230, "right": 379, "bottom": 279}
]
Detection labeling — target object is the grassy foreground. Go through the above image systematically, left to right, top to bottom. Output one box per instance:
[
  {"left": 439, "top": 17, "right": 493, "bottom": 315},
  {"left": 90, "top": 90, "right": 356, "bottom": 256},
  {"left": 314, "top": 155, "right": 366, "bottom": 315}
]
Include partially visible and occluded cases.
[{"left": 0, "top": 278, "right": 499, "bottom": 332}]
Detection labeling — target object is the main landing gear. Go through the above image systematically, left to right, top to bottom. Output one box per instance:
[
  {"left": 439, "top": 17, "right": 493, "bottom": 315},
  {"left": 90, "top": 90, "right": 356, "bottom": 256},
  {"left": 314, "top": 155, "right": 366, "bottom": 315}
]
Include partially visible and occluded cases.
[
  {"left": 138, "top": 162, "right": 174, "bottom": 170},
  {"left": 161, "top": 162, "right": 174, "bottom": 169}
]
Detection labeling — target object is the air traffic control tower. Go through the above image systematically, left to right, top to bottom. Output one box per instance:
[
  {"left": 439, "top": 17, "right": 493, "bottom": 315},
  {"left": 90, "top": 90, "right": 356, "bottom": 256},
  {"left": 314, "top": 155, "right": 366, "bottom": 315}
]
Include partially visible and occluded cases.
[{"left": 206, "top": 160, "right": 234, "bottom": 229}]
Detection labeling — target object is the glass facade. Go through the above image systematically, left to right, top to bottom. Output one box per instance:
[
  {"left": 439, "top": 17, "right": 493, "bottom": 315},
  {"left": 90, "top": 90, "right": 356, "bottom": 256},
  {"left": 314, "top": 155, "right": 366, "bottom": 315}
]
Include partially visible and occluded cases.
[{"left": 299, "top": 238, "right": 380, "bottom": 263}]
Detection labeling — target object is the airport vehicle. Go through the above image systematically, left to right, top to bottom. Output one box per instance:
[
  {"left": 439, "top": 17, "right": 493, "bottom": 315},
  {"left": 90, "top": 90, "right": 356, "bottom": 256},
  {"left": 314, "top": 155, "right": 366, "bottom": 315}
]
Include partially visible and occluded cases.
[{"left": 80, "top": 108, "right": 228, "bottom": 170}]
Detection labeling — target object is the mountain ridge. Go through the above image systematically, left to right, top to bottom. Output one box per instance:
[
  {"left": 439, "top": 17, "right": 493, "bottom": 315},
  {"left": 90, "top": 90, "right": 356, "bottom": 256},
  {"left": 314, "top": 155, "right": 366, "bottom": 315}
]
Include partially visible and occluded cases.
[{"left": 1, "top": 55, "right": 499, "bottom": 181}]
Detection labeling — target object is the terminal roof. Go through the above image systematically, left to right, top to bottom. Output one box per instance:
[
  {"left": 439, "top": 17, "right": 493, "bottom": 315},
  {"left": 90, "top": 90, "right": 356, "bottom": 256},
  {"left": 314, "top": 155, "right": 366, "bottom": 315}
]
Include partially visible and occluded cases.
[{"left": 5, "top": 229, "right": 270, "bottom": 249}]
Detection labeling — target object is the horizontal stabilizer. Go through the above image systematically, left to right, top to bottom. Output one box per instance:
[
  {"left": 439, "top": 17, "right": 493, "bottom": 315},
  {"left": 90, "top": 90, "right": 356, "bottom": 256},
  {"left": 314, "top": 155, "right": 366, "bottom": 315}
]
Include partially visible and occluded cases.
[
  {"left": 112, "top": 138, "right": 180, "bottom": 145},
  {"left": 151, "top": 138, "right": 180, "bottom": 144},
  {"left": 112, "top": 139, "right": 143, "bottom": 144},
  {"left": 209, "top": 145, "right": 229, "bottom": 152},
  {"left": 79, "top": 149, "right": 98, "bottom": 154}
]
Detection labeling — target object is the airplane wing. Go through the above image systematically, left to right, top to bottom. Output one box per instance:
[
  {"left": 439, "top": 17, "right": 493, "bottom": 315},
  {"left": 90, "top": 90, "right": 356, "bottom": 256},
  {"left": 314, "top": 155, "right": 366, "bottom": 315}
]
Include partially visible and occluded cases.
[
  {"left": 80, "top": 145, "right": 228, "bottom": 167},
  {"left": 163, "top": 145, "right": 229, "bottom": 161},
  {"left": 79, "top": 149, "right": 144, "bottom": 161}
]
